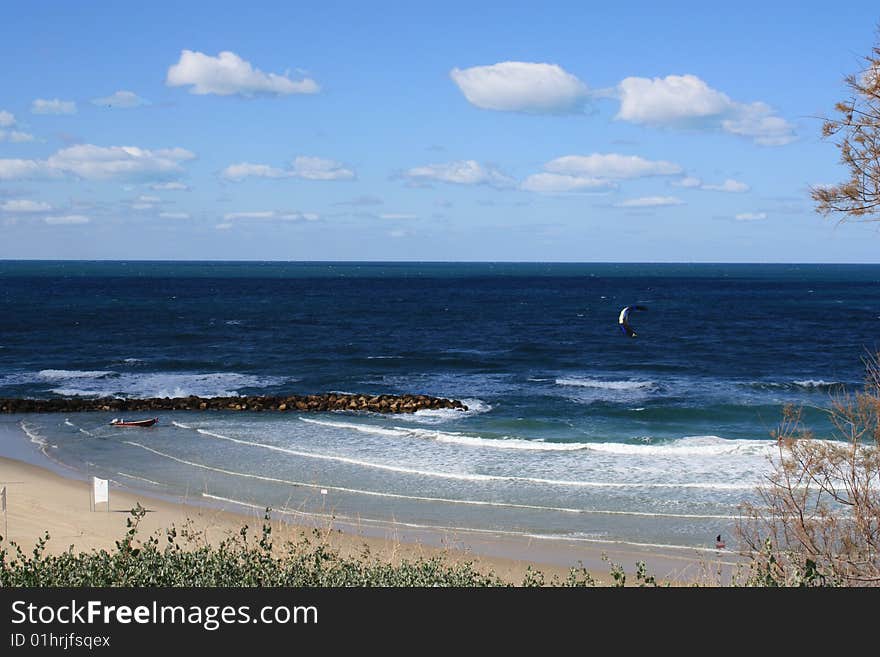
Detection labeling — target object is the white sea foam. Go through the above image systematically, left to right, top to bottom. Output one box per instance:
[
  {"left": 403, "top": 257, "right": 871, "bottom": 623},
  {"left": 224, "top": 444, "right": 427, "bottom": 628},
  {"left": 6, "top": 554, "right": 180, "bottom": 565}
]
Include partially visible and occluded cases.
[
  {"left": 365, "top": 356, "right": 403, "bottom": 359},
  {"left": 4, "top": 368, "right": 290, "bottom": 398},
  {"left": 38, "top": 369, "right": 115, "bottom": 380},
  {"left": 42, "top": 371, "right": 291, "bottom": 398},
  {"left": 555, "top": 377, "right": 655, "bottom": 391},
  {"left": 750, "top": 379, "right": 844, "bottom": 391},
  {"left": 792, "top": 379, "right": 842, "bottom": 389},
  {"left": 50, "top": 387, "right": 110, "bottom": 397},
  {"left": 403, "top": 398, "right": 492, "bottom": 423},
  {"left": 299, "top": 417, "right": 776, "bottom": 457},
  {"left": 300, "top": 417, "right": 587, "bottom": 451},
  {"left": 63, "top": 418, "right": 94, "bottom": 436},
  {"left": 297, "top": 418, "right": 404, "bottom": 438},
  {"left": 19, "top": 421, "right": 54, "bottom": 451},
  {"left": 171, "top": 421, "right": 757, "bottom": 489},
  {"left": 188, "top": 425, "right": 500, "bottom": 481},
  {"left": 423, "top": 433, "right": 591, "bottom": 451},
  {"left": 584, "top": 436, "right": 774, "bottom": 457},
  {"left": 129, "top": 440, "right": 577, "bottom": 511},
  {"left": 127, "top": 441, "right": 744, "bottom": 519}
]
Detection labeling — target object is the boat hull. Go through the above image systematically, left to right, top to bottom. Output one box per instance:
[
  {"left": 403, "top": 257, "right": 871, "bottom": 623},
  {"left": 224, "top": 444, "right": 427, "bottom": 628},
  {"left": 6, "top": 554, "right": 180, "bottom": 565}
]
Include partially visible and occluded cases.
[{"left": 110, "top": 418, "right": 158, "bottom": 427}]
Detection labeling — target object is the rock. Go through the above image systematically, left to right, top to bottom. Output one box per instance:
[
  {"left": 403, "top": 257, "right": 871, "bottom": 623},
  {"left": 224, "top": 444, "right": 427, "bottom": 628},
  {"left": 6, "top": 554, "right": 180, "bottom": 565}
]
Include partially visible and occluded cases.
[{"left": 0, "top": 392, "right": 468, "bottom": 415}]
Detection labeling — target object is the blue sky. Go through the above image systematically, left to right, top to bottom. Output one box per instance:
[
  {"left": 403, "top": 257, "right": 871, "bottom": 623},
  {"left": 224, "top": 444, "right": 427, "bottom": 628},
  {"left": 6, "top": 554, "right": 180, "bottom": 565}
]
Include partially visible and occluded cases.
[{"left": 1, "top": 0, "right": 879, "bottom": 261}]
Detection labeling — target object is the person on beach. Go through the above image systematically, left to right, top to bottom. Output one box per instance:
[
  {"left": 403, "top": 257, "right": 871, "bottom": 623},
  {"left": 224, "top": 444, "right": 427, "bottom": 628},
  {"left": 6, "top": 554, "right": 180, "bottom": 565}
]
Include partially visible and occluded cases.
[{"left": 715, "top": 534, "right": 725, "bottom": 549}]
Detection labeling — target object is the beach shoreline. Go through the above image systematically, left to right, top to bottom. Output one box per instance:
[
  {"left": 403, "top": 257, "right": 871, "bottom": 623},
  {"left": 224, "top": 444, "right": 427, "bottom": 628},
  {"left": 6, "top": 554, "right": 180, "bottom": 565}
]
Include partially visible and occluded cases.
[{"left": 0, "top": 418, "right": 740, "bottom": 585}]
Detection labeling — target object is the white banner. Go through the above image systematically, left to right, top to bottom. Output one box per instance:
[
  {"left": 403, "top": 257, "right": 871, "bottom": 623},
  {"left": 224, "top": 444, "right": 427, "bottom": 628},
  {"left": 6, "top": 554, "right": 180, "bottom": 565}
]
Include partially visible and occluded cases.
[{"left": 93, "top": 477, "right": 109, "bottom": 505}]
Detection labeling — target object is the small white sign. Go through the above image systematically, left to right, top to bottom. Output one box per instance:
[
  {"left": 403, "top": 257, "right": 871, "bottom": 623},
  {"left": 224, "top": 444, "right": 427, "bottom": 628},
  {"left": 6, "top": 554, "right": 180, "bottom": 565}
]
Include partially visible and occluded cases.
[
  {"left": 93, "top": 477, "right": 109, "bottom": 505},
  {"left": 320, "top": 489, "right": 328, "bottom": 495}
]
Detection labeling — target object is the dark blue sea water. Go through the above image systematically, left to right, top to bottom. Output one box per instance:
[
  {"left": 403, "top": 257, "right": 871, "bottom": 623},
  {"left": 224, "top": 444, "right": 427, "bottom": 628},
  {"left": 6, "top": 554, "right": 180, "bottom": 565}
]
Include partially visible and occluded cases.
[{"left": 1, "top": 261, "right": 878, "bottom": 551}]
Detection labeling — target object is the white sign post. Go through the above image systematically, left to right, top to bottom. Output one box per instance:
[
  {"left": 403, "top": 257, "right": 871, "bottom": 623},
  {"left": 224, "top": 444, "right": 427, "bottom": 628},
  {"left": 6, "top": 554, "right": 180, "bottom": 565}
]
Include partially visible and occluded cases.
[
  {"left": 92, "top": 477, "right": 109, "bottom": 512},
  {"left": 1, "top": 484, "right": 6, "bottom": 538}
]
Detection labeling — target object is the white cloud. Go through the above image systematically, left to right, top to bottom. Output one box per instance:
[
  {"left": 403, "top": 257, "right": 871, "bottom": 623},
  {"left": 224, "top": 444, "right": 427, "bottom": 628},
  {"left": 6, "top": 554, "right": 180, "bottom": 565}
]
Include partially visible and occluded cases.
[
  {"left": 166, "top": 50, "right": 320, "bottom": 96},
  {"left": 450, "top": 61, "right": 589, "bottom": 113},
  {"left": 615, "top": 74, "right": 795, "bottom": 145},
  {"left": 617, "top": 75, "right": 730, "bottom": 125},
  {"left": 92, "top": 90, "right": 147, "bottom": 108},
  {"left": 31, "top": 98, "right": 77, "bottom": 115},
  {"left": 721, "top": 103, "right": 797, "bottom": 146},
  {"left": 0, "top": 110, "right": 14, "bottom": 127},
  {"left": 0, "top": 130, "right": 35, "bottom": 143},
  {"left": 0, "top": 144, "right": 196, "bottom": 181},
  {"left": 48, "top": 145, "right": 195, "bottom": 180},
  {"left": 521, "top": 153, "right": 678, "bottom": 193},
  {"left": 544, "top": 153, "right": 682, "bottom": 178},
  {"left": 291, "top": 156, "right": 354, "bottom": 180},
  {"left": 220, "top": 157, "right": 354, "bottom": 181},
  {"left": 0, "top": 159, "right": 46, "bottom": 180},
  {"left": 403, "top": 160, "right": 514, "bottom": 188},
  {"left": 221, "top": 163, "right": 288, "bottom": 181},
  {"left": 520, "top": 173, "right": 615, "bottom": 193},
  {"left": 671, "top": 176, "right": 749, "bottom": 192},
  {"left": 672, "top": 176, "right": 703, "bottom": 188},
  {"left": 702, "top": 178, "right": 749, "bottom": 193},
  {"left": 151, "top": 182, "right": 190, "bottom": 191},
  {"left": 131, "top": 194, "right": 161, "bottom": 209},
  {"left": 334, "top": 195, "right": 383, "bottom": 206},
  {"left": 614, "top": 196, "right": 684, "bottom": 207},
  {"left": 0, "top": 199, "right": 52, "bottom": 213},
  {"left": 223, "top": 210, "right": 318, "bottom": 221},
  {"left": 224, "top": 211, "right": 276, "bottom": 220},
  {"left": 159, "top": 212, "right": 190, "bottom": 219},
  {"left": 290, "top": 212, "right": 319, "bottom": 221},
  {"left": 735, "top": 212, "right": 767, "bottom": 221},
  {"left": 379, "top": 213, "right": 418, "bottom": 220},
  {"left": 44, "top": 214, "right": 89, "bottom": 225},
  {"left": 215, "top": 223, "right": 232, "bottom": 230},
  {"left": 389, "top": 229, "right": 410, "bottom": 238}
]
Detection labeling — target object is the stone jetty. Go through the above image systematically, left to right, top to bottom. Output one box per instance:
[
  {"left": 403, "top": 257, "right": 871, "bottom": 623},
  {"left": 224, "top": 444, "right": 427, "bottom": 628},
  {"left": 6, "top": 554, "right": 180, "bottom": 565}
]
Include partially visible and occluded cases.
[{"left": 0, "top": 393, "right": 468, "bottom": 415}]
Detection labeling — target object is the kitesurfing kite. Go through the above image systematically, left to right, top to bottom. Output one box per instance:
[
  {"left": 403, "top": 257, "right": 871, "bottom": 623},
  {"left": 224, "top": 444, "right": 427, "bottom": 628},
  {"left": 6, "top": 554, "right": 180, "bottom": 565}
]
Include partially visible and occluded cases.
[{"left": 618, "top": 305, "right": 647, "bottom": 338}]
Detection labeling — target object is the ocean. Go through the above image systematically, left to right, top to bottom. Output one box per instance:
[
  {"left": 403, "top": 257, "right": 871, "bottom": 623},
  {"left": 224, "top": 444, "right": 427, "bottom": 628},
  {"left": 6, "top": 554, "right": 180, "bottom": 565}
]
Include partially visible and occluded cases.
[{"left": 1, "top": 261, "right": 878, "bottom": 553}]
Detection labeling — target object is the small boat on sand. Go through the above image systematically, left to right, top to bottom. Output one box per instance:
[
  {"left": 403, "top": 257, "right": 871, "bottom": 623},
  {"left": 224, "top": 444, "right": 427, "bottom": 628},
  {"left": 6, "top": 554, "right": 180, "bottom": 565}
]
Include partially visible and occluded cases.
[{"left": 110, "top": 417, "right": 158, "bottom": 428}]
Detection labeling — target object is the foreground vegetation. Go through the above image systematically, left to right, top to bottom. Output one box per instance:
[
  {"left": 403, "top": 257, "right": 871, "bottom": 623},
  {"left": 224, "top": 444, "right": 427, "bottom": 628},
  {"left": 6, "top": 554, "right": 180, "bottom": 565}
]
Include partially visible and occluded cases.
[
  {"left": 735, "top": 353, "right": 880, "bottom": 587},
  {"left": 0, "top": 505, "right": 615, "bottom": 587}
]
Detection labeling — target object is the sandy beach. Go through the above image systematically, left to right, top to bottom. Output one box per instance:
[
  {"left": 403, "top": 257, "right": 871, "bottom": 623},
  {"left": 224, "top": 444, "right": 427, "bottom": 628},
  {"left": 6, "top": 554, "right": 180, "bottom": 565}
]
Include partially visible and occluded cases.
[{"left": 0, "top": 430, "right": 740, "bottom": 586}]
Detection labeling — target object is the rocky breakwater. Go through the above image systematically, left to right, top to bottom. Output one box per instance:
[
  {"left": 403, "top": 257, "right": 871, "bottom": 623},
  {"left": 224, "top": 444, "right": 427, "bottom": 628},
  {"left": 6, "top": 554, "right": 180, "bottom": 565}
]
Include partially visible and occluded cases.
[{"left": 0, "top": 393, "right": 469, "bottom": 415}]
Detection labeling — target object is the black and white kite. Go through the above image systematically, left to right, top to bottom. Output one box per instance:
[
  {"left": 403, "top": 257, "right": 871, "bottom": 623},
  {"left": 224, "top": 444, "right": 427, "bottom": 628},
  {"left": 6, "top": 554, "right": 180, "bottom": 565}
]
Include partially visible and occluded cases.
[{"left": 618, "top": 305, "right": 647, "bottom": 338}]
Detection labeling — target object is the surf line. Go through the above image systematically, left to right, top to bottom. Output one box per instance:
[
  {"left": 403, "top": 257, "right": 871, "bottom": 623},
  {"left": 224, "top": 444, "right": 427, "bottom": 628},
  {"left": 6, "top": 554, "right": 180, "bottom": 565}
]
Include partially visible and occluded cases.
[
  {"left": 299, "top": 417, "right": 592, "bottom": 451},
  {"left": 64, "top": 418, "right": 94, "bottom": 436},
  {"left": 171, "top": 421, "right": 754, "bottom": 491},
  {"left": 123, "top": 441, "right": 737, "bottom": 520},
  {"left": 116, "top": 471, "right": 166, "bottom": 487},
  {"left": 202, "top": 492, "right": 741, "bottom": 560}
]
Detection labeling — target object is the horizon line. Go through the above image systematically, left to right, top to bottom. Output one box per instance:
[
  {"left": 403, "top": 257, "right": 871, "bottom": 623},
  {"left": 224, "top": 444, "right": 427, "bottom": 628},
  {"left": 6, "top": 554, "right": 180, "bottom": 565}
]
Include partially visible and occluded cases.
[{"left": 1, "top": 258, "right": 880, "bottom": 266}]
